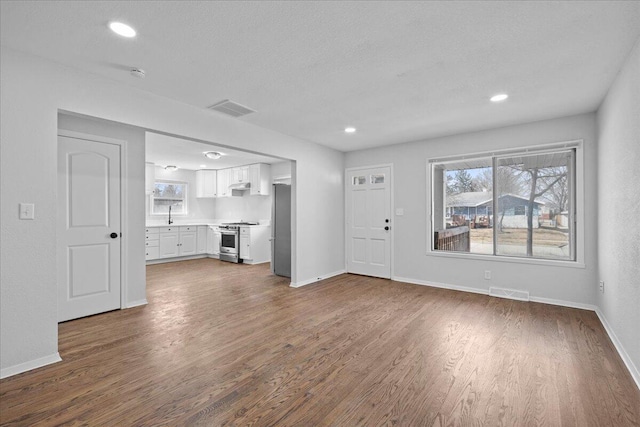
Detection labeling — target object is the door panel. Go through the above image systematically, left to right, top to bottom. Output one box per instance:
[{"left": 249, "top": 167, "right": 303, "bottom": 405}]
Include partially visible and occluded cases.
[
  {"left": 58, "top": 135, "right": 121, "bottom": 322},
  {"left": 346, "top": 166, "right": 391, "bottom": 278}
]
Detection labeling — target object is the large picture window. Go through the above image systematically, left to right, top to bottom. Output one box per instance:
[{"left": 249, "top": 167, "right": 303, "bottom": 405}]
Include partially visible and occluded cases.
[
  {"left": 430, "top": 145, "right": 577, "bottom": 261},
  {"left": 152, "top": 181, "right": 187, "bottom": 215}
]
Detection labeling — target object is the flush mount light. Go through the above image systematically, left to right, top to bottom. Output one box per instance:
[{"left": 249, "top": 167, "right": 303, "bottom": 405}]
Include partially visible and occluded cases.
[
  {"left": 109, "top": 22, "right": 136, "bottom": 38},
  {"left": 490, "top": 93, "right": 509, "bottom": 102},
  {"left": 344, "top": 127, "right": 356, "bottom": 134},
  {"left": 203, "top": 151, "right": 222, "bottom": 160},
  {"left": 199, "top": 164, "right": 207, "bottom": 168},
  {"left": 165, "top": 165, "right": 178, "bottom": 171}
]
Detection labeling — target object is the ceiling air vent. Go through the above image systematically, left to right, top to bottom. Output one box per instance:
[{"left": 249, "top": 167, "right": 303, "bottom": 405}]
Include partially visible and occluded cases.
[{"left": 207, "top": 100, "right": 256, "bottom": 118}]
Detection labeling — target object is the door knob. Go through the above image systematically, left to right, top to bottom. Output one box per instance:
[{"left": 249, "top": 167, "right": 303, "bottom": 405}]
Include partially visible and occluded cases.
[
  {"left": 385, "top": 219, "right": 389, "bottom": 223},
  {"left": 384, "top": 226, "right": 389, "bottom": 231},
  {"left": 110, "top": 232, "right": 118, "bottom": 239}
]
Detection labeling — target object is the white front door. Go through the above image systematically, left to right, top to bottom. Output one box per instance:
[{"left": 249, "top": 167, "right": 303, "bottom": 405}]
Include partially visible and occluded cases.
[
  {"left": 57, "top": 135, "right": 121, "bottom": 322},
  {"left": 346, "top": 166, "right": 391, "bottom": 279}
]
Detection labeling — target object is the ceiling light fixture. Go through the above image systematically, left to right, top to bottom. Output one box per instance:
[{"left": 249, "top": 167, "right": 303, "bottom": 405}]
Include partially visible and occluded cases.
[
  {"left": 109, "top": 22, "right": 136, "bottom": 38},
  {"left": 490, "top": 93, "right": 509, "bottom": 102},
  {"left": 344, "top": 127, "right": 356, "bottom": 134},
  {"left": 203, "top": 151, "right": 222, "bottom": 160},
  {"left": 200, "top": 164, "right": 207, "bottom": 168},
  {"left": 165, "top": 165, "right": 178, "bottom": 171}
]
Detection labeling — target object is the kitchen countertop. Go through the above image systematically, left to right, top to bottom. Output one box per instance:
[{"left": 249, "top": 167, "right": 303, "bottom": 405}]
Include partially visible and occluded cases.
[{"left": 145, "top": 223, "right": 270, "bottom": 228}]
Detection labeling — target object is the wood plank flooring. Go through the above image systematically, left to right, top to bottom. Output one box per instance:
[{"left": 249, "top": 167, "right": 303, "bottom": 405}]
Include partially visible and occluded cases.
[{"left": 1, "top": 258, "right": 639, "bottom": 426}]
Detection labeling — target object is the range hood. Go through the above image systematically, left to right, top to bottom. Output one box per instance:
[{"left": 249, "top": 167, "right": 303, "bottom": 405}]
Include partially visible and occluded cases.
[{"left": 228, "top": 182, "right": 251, "bottom": 191}]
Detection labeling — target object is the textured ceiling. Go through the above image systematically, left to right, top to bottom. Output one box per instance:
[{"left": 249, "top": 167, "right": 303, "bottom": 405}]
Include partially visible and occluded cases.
[{"left": 2, "top": 1, "right": 639, "bottom": 152}]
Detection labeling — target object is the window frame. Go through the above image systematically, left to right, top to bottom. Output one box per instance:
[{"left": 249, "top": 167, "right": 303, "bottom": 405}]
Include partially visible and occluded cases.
[
  {"left": 427, "top": 140, "right": 584, "bottom": 268},
  {"left": 151, "top": 180, "right": 188, "bottom": 216}
]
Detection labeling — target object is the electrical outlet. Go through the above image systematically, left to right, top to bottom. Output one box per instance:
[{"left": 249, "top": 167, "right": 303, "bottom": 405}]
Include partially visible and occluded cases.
[
  {"left": 484, "top": 270, "right": 491, "bottom": 280},
  {"left": 599, "top": 281, "right": 604, "bottom": 293}
]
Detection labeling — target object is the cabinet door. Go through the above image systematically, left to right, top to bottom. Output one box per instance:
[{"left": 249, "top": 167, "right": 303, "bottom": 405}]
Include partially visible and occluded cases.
[
  {"left": 249, "top": 164, "right": 260, "bottom": 195},
  {"left": 217, "top": 169, "right": 229, "bottom": 197},
  {"left": 197, "top": 226, "right": 208, "bottom": 254},
  {"left": 206, "top": 228, "right": 214, "bottom": 254},
  {"left": 180, "top": 232, "right": 197, "bottom": 256},
  {"left": 213, "top": 232, "right": 221, "bottom": 255},
  {"left": 159, "top": 233, "right": 180, "bottom": 258},
  {"left": 240, "top": 235, "right": 250, "bottom": 259},
  {"left": 145, "top": 247, "right": 160, "bottom": 260}
]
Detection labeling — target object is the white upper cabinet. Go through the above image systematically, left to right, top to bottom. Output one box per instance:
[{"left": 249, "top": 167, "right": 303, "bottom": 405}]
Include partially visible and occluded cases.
[
  {"left": 145, "top": 162, "right": 155, "bottom": 194},
  {"left": 249, "top": 163, "right": 271, "bottom": 196},
  {"left": 232, "top": 166, "right": 250, "bottom": 184},
  {"left": 217, "top": 168, "right": 231, "bottom": 197},
  {"left": 196, "top": 170, "right": 217, "bottom": 198}
]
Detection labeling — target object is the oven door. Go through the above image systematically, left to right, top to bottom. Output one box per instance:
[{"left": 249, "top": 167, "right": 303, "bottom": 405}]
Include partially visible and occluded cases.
[{"left": 219, "top": 230, "right": 240, "bottom": 263}]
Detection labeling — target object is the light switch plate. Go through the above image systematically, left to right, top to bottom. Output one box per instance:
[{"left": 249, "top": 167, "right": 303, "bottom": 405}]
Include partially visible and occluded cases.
[
  {"left": 19, "top": 203, "right": 35, "bottom": 220},
  {"left": 395, "top": 208, "right": 404, "bottom": 216}
]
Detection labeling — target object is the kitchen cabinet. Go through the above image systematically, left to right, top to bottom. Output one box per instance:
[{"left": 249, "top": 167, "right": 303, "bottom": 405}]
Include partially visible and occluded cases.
[
  {"left": 145, "top": 162, "right": 155, "bottom": 194},
  {"left": 249, "top": 163, "right": 271, "bottom": 196},
  {"left": 232, "top": 166, "right": 250, "bottom": 184},
  {"left": 217, "top": 168, "right": 231, "bottom": 197},
  {"left": 196, "top": 170, "right": 217, "bottom": 198},
  {"left": 157, "top": 226, "right": 196, "bottom": 259},
  {"left": 178, "top": 226, "right": 197, "bottom": 256},
  {"left": 197, "top": 226, "right": 208, "bottom": 254},
  {"left": 206, "top": 226, "right": 220, "bottom": 255},
  {"left": 239, "top": 226, "right": 271, "bottom": 264},
  {"left": 145, "top": 228, "right": 160, "bottom": 260},
  {"left": 159, "top": 232, "right": 180, "bottom": 258}
]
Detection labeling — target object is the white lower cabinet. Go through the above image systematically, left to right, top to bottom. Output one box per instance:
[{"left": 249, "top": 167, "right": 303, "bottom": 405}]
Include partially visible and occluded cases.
[
  {"left": 147, "top": 224, "right": 222, "bottom": 262},
  {"left": 197, "top": 226, "right": 208, "bottom": 254},
  {"left": 207, "top": 226, "right": 220, "bottom": 256},
  {"left": 239, "top": 226, "right": 270, "bottom": 264},
  {"left": 159, "top": 231, "right": 180, "bottom": 258},
  {"left": 240, "top": 234, "right": 250, "bottom": 260}
]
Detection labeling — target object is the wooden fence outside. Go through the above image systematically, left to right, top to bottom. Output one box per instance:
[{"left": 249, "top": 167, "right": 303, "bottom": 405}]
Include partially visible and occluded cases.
[{"left": 434, "top": 226, "right": 470, "bottom": 252}]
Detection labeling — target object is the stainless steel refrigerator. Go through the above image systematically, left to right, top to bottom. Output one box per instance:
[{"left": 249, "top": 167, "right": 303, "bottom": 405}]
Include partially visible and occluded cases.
[{"left": 271, "top": 184, "right": 291, "bottom": 277}]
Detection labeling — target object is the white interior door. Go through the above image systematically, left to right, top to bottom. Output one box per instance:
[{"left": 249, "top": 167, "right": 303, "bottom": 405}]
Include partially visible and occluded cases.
[
  {"left": 57, "top": 135, "right": 121, "bottom": 322},
  {"left": 346, "top": 166, "right": 391, "bottom": 278}
]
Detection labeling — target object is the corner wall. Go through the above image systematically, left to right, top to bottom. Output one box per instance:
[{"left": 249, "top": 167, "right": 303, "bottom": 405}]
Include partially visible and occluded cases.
[{"left": 596, "top": 38, "right": 640, "bottom": 386}]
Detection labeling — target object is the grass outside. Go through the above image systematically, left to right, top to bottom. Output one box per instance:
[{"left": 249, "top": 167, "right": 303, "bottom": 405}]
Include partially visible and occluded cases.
[{"left": 471, "top": 227, "right": 569, "bottom": 247}]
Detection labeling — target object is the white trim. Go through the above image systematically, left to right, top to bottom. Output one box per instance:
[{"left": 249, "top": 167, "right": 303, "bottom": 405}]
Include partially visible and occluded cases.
[
  {"left": 57, "top": 130, "right": 129, "bottom": 312},
  {"left": 344, "top": 163, "right": 394, "bottom": 279},
  {"left": 426, "top": 249, "right": 586, "bottom": 269},
  {"left": 146, "top": 254, "right": 209, "bottom": 265},
  {"left": 290, "top": 269, "right": 346, "bottom": 288},
  {"left": 392, "top": 276, "right": 489, "bottom": 296},
  {"left": 529, "top": 296, "right": 596, "bottom": 311},
  {"left": 125, "top": 299, "right": 148, "bottom": 309},
  {"left": 595, "top": 308, "right": 640, "bottom": 390},
  {"left": 0, "top": 353, "right": 62, "bottom": 379}
]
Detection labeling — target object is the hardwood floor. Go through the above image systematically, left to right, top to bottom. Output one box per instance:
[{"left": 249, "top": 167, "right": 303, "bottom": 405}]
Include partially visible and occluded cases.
[{"left": 1, "top": 259, "right": 639, "bottom": 426}]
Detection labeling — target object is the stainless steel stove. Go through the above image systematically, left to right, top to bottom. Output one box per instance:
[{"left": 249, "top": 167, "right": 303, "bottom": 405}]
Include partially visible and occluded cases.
[{"left": 218, "top": 222, "right": 258, "bottom": 263}]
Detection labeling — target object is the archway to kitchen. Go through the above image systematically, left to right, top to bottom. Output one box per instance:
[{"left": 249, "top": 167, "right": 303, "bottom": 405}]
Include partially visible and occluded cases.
[{"left": 144, "top": 131, "right": 294, "bottom": 277}]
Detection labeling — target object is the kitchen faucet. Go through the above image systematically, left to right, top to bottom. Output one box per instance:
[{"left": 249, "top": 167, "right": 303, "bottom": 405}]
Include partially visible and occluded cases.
[{"left": 168, "top": 205, "right": 173, "bottom": 225}]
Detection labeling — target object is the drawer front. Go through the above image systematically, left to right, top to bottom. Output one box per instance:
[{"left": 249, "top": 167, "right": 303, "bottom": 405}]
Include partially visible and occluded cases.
[
  {"left": 158, "top": 226, "right": 177, "bottom": 233},
  {"left": 180, "top": 226, "right": 195, "bottom": 232},
  {"left": 145, "top": 227, "right": 160, "bottom": 234},
  {"left": 240, "top": 227, "right": 250, "bottom": 236},
  {"left": 146, "top": 233, "right": 159, "bottom": 241},
  {"left": 145, "top": 240, "right": 159, "bottom": 247},
  {"left": 145, "top": 247, "right": 159, "bottom": 260}
]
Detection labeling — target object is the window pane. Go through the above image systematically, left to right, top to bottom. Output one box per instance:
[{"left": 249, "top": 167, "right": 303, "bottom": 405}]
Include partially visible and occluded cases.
[
  {"left": 495, "top": 151, "right": 572, "bottom": 260},
  {"left": 433, "top": 158, "right": 493, "bottom": 254},
  {"left": 371, "top": 174, "right": 385, "bottom": 184},
  {"left": 353, "top": 176, "right": 366, "bottom": 185},
  {"left": 152, "top": 181, "right": 187, "bottom": 215},
  {"left": 154, "top": 182, "right": 185, "bottom": 198},
  {"left": 153, "top": 200, "right": 185, "bottom": 214}
]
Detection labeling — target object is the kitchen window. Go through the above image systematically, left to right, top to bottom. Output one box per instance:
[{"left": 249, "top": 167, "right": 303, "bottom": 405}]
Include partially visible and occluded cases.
[
  {"left": 429, "top": 142, "right": 581, "bottom": 263},
  {"left": 152, "top": 181, "right": 188, "bottom": 215}
]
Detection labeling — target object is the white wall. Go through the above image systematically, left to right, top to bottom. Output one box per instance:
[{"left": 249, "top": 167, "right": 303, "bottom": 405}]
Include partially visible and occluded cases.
[
  {"left": 596, "top": 38, "right": 640, "bottom": 385},
  {"left": 0, "top": 48, "right": 344, "bottom": 374},
  {"left": 346, "top": 113, "right": 598, "bottom": 307},
  {"left": 147, "top": 166, "right": 216, "bottom": 224},
  {"left": 214, "top": 195, "right": 271, "bottom": 224}
]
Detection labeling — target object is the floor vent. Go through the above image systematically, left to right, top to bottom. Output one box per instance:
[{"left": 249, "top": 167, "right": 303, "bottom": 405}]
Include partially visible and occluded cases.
[
  {"left": 207, "top": 100, "right": 256, "bottom": 117},
  {"left": 489, "top": 287, "right": 530, "bottom": 302}
]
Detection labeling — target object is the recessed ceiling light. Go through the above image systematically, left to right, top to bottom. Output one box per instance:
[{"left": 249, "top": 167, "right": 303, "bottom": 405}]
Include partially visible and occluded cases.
[
  {"left": 109, "top": 22, "right": 136, "bottom": 38},
  {"left": 490, "top": 93, "right": 509, "bottom": 102},
  {"left": 344, "top": 127, "right": 356, "bottom": 134},
  {"left": 203, "top": 151, "right": 222, "bottom": 160},
  {"left": 200, "top": 164, "right": 207, "bottom": 168},
  {"left": 165, "top": 165, "right": 178, "bottom": 171}
]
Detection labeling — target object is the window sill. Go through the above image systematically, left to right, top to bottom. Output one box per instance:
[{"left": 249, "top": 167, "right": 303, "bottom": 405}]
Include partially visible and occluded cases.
[{"left": 426, "top": 249, "right": 585, "bottom": 269}]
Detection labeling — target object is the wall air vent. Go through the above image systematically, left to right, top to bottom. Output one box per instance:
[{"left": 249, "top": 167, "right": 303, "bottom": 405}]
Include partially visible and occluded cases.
[
  {"left": 207, "top": 100, "right": 256, "bottom": 117},
  {"left": 489, "top": 287, "right": 530, "bottom": 302}
]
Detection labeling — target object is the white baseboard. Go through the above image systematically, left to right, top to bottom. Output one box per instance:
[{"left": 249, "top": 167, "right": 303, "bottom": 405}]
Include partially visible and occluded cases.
[
  {"left": 146, "top": 254, "right": 208, "bottom": 265},
  {"left": 290, "top": 270, "right": 346, "bottom": 288},
  {"left": 392, "top": 276, "right": 489, "bottom": 296},
  {"left": 529, "top": 295, "right": 597, "bottom": 311},
  {"left": 125, "top": 298, "right": 148, "bottom": 309},
  {"left": 595, "top": 308, "right": 640, "bottom": 390},
  {"left": 0, "top": 352, "right": 62, "bottom": 379}
]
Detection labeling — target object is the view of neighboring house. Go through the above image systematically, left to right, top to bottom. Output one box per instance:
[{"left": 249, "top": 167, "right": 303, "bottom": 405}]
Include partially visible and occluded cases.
[{"left": 446, "top": 191, "right": 544, "bottom": 229}]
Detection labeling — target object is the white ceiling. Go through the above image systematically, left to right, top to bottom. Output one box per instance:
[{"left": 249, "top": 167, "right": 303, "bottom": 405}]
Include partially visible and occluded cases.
[
  {"left": 1, "top": 1, "right": 639, "bottom": 152},
  {"left": 145, "top": 132, "right": 283, "bottom": 171}
]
